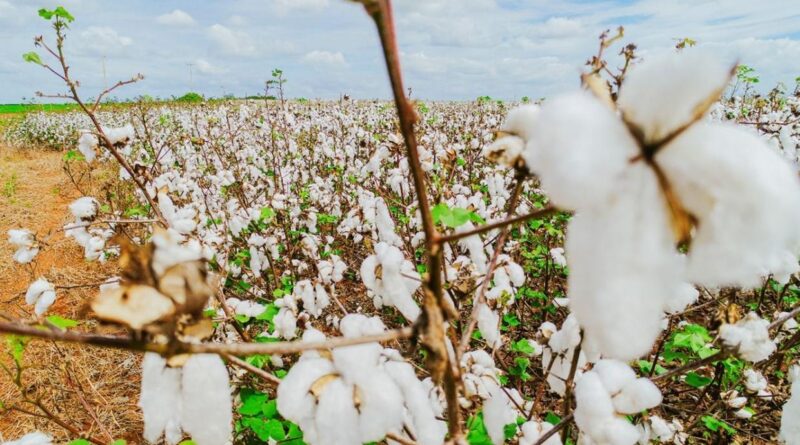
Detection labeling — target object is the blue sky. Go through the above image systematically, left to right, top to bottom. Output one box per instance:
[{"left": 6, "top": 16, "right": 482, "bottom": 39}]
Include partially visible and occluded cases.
[{"left": 0, "top": 0, "right": 799, "bottom": 102}]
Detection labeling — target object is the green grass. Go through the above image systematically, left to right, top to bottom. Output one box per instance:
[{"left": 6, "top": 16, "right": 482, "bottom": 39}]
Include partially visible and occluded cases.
[{"left": 0, "top": 103, "right": 78, "bottom": 114}]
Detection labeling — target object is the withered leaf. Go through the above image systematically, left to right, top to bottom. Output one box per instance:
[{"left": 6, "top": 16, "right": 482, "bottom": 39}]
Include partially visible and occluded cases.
[{"left": 91, "top": 284, "right": 175, "bottom": 330}]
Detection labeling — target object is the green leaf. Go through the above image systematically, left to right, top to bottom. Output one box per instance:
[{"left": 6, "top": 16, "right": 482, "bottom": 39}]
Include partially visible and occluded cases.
[
  {"left": 53, "top": 6, "right": 75, "bottom": 22},
  {"left": 38, "top": 8, "right": 54, "bottom": 20},
  {"left": 22, "top": 51, "right": 43, "bottom": 65},
  {"left": 63, "top": 150, "right": 85, "bottom": 162},
  {"left": 46, "top": 315, "right": 79, "bottom": 330},
  {"left": 6, "top": 336, "right": 27, "bottom": 365},
  {"left": 510, "top": 339, "right": 535, "bottom": 355},
  {"left": 684, "top": 372, "right": 712, "bottom": 388},
  {"left": 238, "top": 390, "right": 268, "bottom": 416},
  {"left": 701, "top": 415, "right": 736, "bottom": 435},
  {"left": 67, "top": 440, "right": 91, "bottom": 445},
  {"left": 109, "top": 440, "right": 127, "bottom": 445},
  {"left": 178, "top": 440, "right": 197, "bottom": 445}
]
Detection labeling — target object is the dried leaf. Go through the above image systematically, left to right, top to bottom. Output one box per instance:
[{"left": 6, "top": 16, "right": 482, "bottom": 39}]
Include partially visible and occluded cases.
[{"left": 91, "top": 285, "right": 174, "bottom": 330}]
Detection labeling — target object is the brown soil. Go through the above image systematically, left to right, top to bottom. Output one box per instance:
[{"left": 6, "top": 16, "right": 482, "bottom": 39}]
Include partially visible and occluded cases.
[{"left": 0, "top": 146, "right": 142, "bottom": 443}]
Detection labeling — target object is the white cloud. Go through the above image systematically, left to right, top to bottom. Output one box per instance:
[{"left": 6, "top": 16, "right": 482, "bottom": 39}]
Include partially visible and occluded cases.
[
  {"left": 273, "top": 0, "right": 329, "bottom": 15},
  {"left": 156, "top": 10, "right": 196, "bottom": 26},
  {"left": 533, "top": 17, "right": 584, "bottom": 38},
  {"left": 208, "top": 24, "right": 257, "bottom": 57},
  {"left": 79, "top": 27, "right": 133, "bottom": 56},
  {"left": 302, "top": 50, "right": 347, "bottom": 68},
  {"left": 195, "top": 58, "right": 227, "bottom": 75}
]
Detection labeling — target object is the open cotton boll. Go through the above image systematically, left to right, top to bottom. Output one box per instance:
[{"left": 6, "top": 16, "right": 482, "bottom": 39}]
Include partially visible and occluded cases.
[
  {"left": 618, "top": 50, "right": 732, "bottom": 144},
  {"left": 523, "top": 91, "right": 639, "bottom": 211},
  {"left": 657, "top": 123, "right": 800, "bottom": 288},
  {"left": 104, "top": 124, "right": 135, "bottom": 145},
  {"left": 77, "top": 132, "right": 98, "bottom": 162},
  {"left": 483, "top": 135, "right": 525, "bottom": 168},
  {"left": 567, "top": 163, "right": 684, "bottom": 361},
  {"left": 69, "top": 197, "right": 99, "bottom": 220},
  {"left": 375, "top": 198, "right": 402, "bottom": 246},
  {"left": 457, "top": 222, "right": 488, "bottom": 274},
  {"left": 8, "top": 229, "right": 34, "bottom": 248},
  {"left": 150, "top": 229, "right": 204, "bottom": 276},
  {"left": 361, "top": 242, "right": 421, "bottom": 322},
  {"left": 550, "top": 247, "right": 567, "bottom": 268},
  {"left": 25, "top": 278, "right": 53, "bottom": 305},
  {"left": 294, "top": 280, "right": 329, "bottom": 317},
  {"left": 33, "top": 290, "right": 56, "bottom": 316},
  {"left": 477, "top": 303, "right": 502, "bottom": 348},
  {"left": 719, "top": 313, "right": 776, "bottom": 362},
  {"left": 139, "top": 353, "right": 183, "bottom": 445},
  {"left": 181, "top": 354, "right": 233, "bottom": 445},
  {"left": 277, "top": 357, "right": 336, "bottom": 441},
  {"left": 384, "top": 361, "right": 447, "bottom": 445},
  {"left": 780, "top": 365, "right": 800, "bottom": 444},
  {"left": 743, "top": 369, "right": 769, "bottom": 394},
  {"left": 353, "top": 371, "right": 406, "bottom": 443},
  {"left": 575, "top": 372, "right": 643, "bottom": 445},
  {"left": 611, "top": 377, "right": 662, "bottom": 414},
  {"left": 314, "top": 378, "right": 362, "bottom": 445},
  {"left": 483, "top": 382, "right": 519, "bottom": 445},
  {"left": 520, "top": 421, "right": 561, "bottom": 445},
  {"left": 2, "top": 432, "right": 53, "bottom": 445}
]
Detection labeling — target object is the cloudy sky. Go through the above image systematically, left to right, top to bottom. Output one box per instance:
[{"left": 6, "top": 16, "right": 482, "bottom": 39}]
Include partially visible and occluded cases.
[{"left": 0, "top": 0, "right": 799, "bottom": 102}]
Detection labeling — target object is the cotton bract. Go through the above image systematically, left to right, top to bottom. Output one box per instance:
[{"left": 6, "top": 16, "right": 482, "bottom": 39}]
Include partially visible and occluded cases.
[{"left": 496, "top": 50, "right": 800, "bottom": 361}]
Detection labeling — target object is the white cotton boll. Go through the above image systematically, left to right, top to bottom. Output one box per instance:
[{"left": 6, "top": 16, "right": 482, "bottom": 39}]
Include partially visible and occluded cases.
[
  {"left": 617, "top": 50, "right": 732, "bottom": 144},
  {"left": 524, "top": 91, "right": 638, "bottom": 211},
  {"left": 500, "top": 105, "right": 540, "bottom": 141},
  {"left": 657, "top": 123, "right": 800, "bottom": 288},
  {"left": 104, "top": 124, "right": 135, "bottom": 145},
  {"left": 78, "top": 132, "right": 98, "bottom": 162},
  {"left": 483, "top": 135, "right": 525, "bottom": 168},
  {"left": 567, "top": 163, "right": 682, "bottom": 361},
  {"left": 69, "top": 197, "right": 99, "bottom": 220},
  {"left": 376, "top": 198, "right": 403, "bottom": 246},
  {"left": 457, "top": 222, "right": 488, "bottom": 274},
  {"left": 8, "top": 229, "right": 34, "bottom": 247},
  {"left": 150, "top": 230, "right": 203, "bottom": 276},
  {"left": 362, "top": 243, "right": 421, "bottom": 322},
  {"left": 248, "top": 246, "right": 262, "bottom": 274},
  {"left": 13, "top": 247, "right": 39, "bottom": 264},
  {"left": 550, "top": 247, "right": 567, "bottom": 268},
  {"left": 506, "top": 261, "right": 525, "bottom": 287},
  {"left": 25, "top": 278, "right": 53, "bottom": 305},
  {"left": 664, "top": 282, "right": 699, "bottom": 314},
  {"left": 33, "top": 290, "right": 56, "bottom": 316},
  {"left": 477, "top": 303, "right": 502, "bottom": 349},
  {"left": 273, "top": 307, "right": 297, "bottom": 340},
  {"left": 719, "top": 313, "right": 776, "bottom": 362},
  {"left": 139, "top": 353, "right": 183, "bottom": 445},
  {"left": 181, "top": 354, "right": 232, "bottom": 445},
  {"left": 277, "top": 358, "right": 336, "bottom": 432},
  {"left": 592, "top": 359, "right": 636, "bottom": 395},
  {"left": 384, "top": 361, "right": 447, "bottom": 445},
  {"left": 780, "top": 365, "right": 800, "bottom": 444},
  {"left": 743, "top": 369, "right": 768, "bottom": 393},
  {"left": 354, "top": 372, "right": 405, "bottom": 443},
  {"left": 574, "top": 372, "right": 616, "bottom": 436},
  {"left": 612, "top": 377, "right": 662, "bottom": 414},
  {"left": 314, "top": 378, "right": 361, "bottom": 445},
  {"left": 483, "top": 383, "right": 518, "bottom": 445},
  {"left": 734, "top": 408, "right": 753, "bottom": 419},
  {"left": 648, "top": 416, "right": 675, "bottom": 442},
  {"left": 520, "top": 421, "right": 561, "bottom": 445},
  {"left": 2, "top": 432, "right": 53, "bottom": 445}
]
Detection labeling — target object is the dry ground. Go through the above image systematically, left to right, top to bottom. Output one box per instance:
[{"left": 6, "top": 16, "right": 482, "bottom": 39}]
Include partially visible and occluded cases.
[{"left": 0, "top": 145, "right": 142, "bottom": 443}]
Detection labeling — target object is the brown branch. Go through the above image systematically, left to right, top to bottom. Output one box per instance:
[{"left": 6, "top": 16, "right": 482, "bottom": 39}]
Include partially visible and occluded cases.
[
  {"left": 0, "top": 321, "right": 412, "bottom": 356},
  {"left": 223, "top": 353, "right": 281, "bottom": 385}
]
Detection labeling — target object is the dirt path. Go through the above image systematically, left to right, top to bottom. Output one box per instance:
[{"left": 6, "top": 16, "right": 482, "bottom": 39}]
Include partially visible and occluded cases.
[{"left": 0, "top": 146, "right": 142, "bottom": 443}]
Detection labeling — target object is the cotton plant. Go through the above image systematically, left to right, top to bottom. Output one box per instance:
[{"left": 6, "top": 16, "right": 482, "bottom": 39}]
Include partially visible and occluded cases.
[
  {"left": 488, "top": 50, "right": 800, "bottom": 361},
  {"left": 7, "top": 229, "right": 39, "bottom": 264},
  {"left": 360, "top": 242, "right": 422, "bottom": 322},
  {"left": 293, "top": 279, "right": 330, "bottom": 317},
  {"left": 276, "top": 314, "right": 446, "bottom": 445},
  {"left": 460, "top": 349, "right": 503, "bottom": 407},
  {"left": 139, "top": 352, "right": 232, "bottom": 445},
  {"left": 574, "top": 360, "right": 662, "bottom": 445}
]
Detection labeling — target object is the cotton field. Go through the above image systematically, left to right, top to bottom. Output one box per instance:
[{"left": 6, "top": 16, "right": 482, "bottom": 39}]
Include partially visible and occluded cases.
[{"left": 3, "top": 2, "right": 800, "bottom": 445}]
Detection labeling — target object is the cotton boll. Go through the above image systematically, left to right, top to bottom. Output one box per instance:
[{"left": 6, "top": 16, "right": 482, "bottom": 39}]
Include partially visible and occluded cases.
[
  {"left": 618, "top": 50, "right": 732, "bottom": 144},
  {"left": 524, "top": 91, "right": 638, "bottom": 211},
  {"left": 657, "top": 123, "right": 800, "bottom": 288},
  {"left": 104, "top": 124, "right": 135, "bottom": 145},
  {"left": 78, "top": 132, "right": 98, "bottom": 162},
  {"left": 483, "top": 135, "right": 525, "bottom": 168},
  {"left": 567, "top": 163, "right": 682, "bottom": 360},
  {"left": 69, "top": 197, "right": 99, "bottom": 220},
  {"left": 375, "top": 198, "right": 403, "bottom": 246},
  {"left": 457, "top": 222, "right": 488, "bottom": 274},
  {"left": 550, "top": 247, "right": 567, "bottom": 268},
  {"left": 25, "top": 278, "right": 53, "bottom": 305},
  {"left": 664, "top": 282, "right": 699, "bottom": 314},
  {"left": 33, "top": 290, "right": 56, "bottom": 316},
  {"left": 477, "top": 303, "right": 502, "bottom": 349},
  {"left": 273, "top": 307, "right": 298, "bottom": 340},
  {"left": 719, "top": 313, "right": 776, "bottom": 362},
  {"left": 139, "top": 353, "right": 183, "bottom": 445},
  {"left": 181, "top": 354, "right": 233, "bottom": 445},
  {"left": 277, "top": 358, "right": 336, "bottom": 429},
  {"left": 592, "top": 359, "right": 636, "bottom": 395},
  {"left": 384, "top": 361, "right": 447, "bottom": 445},
  {"left": 780, "top": 365, "right": 800, "bottom": 444},
  {"left": 743, "top": 369, "right": 768, "bottom": 393},
  {"left": 354, "top": 372, "right": 405, "bottom": 443},
  {"left": 574, "top": 372, "right": 616, "bottom": 438},
  {"left": 611, "top": 377, "right": 662, "bottom": 414},
  {"left": 314, "top": 378, "right": 362, "bottom": 445},
  {"left": 483, "top": 383, "right": 518, "bottom": 445},
  {"left": 648, "top": 416, "right": 676, "bottom": 442},
  {"left": 520, "top": 421, "right": 561, "bottom": 445},
  {"left": 3, "top": 432, "right": 53, "bottom": 445}
]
